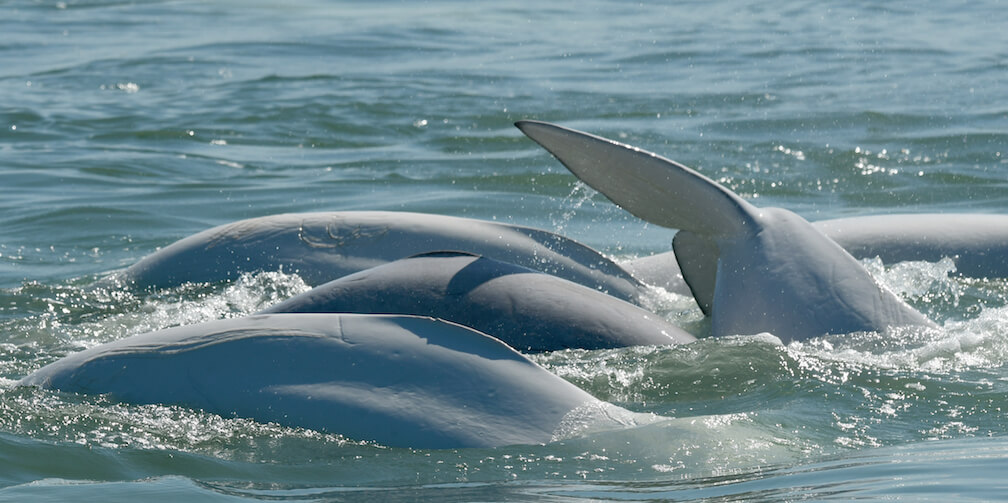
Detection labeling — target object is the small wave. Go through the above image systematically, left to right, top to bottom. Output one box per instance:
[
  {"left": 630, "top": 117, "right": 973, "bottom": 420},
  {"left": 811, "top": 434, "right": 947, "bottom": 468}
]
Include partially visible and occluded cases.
[
  {"left": 786, "top": 257, "right": 1008, "bottom": 372},
  {"left": 551, "top": 400, "right": 660, "bottom": 443}
]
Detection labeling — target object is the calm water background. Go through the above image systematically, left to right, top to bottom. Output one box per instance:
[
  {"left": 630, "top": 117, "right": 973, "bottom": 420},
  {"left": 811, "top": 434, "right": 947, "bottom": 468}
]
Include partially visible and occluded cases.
[{"left": 2, "top": 0, "right": 1008, "bottom": 501}]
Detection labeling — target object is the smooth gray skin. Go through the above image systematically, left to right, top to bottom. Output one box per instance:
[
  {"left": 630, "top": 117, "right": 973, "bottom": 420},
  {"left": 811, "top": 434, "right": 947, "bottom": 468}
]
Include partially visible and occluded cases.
[
  {"left": 517, "top": 120, "right": 935, "bottom": 342},
  {"left": 119, "top": 211, "right": 645, "bottom": 304},
  {"left": 627, "top": 214, "right": 1008, "bottom": 292},
  {"left": 815, "top": 214, "right": 1008, "bottom": 278},
  {"left": 262, "top": 252, "right": 696, "bottom": 352},
  {"left": 21, "top": 313, "right": 649, "bottom": 449}
]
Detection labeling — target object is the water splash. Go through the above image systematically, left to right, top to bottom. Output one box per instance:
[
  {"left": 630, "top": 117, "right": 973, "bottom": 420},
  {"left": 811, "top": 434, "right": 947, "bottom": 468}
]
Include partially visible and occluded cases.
[
  {"left": 551, "top": 181, "right": 597, "bottom": 234},
  {"left": 636, "top": 284, "right": 708, "bottom": 336}
]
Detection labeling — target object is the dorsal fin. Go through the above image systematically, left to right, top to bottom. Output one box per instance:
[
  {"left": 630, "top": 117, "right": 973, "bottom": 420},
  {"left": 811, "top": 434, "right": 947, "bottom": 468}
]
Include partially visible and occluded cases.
[{"left": 515, "top": 120, "right": 757, "bottom": 237}]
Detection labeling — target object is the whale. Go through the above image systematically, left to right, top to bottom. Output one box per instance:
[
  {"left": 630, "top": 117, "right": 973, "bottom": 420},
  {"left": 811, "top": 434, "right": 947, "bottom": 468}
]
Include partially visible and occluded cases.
[
  {"left": 516, "top": 120, "right": 936, "bottom": 342},
  {"left": 117, "top": 203, "right": 1002, "bottom": 314},
  {"left": 118, "top": 211, "right": 648, "bottom": 303},
  {"left": 626, "top": 214, "right": 1008, "bottom": 291},
  {"left": 813, "top": 214, "right": 1008, "bottom": 279},
  {"left": 261, "top": 251, "right": 696, "bottom": 352},
  {"left": 19, "top": 313, "right": 651, "bottom": 449}
]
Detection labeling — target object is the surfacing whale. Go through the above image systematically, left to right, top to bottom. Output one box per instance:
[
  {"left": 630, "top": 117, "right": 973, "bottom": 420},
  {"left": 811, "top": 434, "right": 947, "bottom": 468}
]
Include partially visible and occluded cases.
[
  {"left": 516, "top": 120, "right": 936, "bottom": 342},
  {"left": 119, "top": 211, "right": 647, "bottom": 303},
  {"left": 627, "top": 213, "right": 1008, "bottom": 291},
  {"left": 815, "top": 214, "right": 1008, "bottom": 279},
  {"left": 262, "top": 252, "right": 695, "bottom": 352},
  {"left": 20, "top": 313, "right": 650, "bottom": 449}
]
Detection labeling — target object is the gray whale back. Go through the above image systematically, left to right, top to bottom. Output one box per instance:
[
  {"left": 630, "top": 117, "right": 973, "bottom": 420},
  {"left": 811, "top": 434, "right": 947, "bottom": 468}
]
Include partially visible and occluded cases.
[
  {"left": 120, "top": 211, "right": 645, "bottom": 303},
  {"left": 263, "top": 252, "right": 696, "bottom": 352},
  {"left": 20, "top": 313, "right": 650, "bottom": 449}
]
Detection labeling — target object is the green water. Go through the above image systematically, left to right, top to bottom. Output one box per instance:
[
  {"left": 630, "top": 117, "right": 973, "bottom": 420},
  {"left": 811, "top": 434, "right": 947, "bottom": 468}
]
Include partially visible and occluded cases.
[{"left": 2, "top": 0, "right": 1007, "bottom": 500}]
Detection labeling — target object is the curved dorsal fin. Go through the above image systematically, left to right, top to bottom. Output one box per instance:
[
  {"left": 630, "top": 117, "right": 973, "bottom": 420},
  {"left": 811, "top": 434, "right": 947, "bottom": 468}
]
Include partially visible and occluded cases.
[{"left": 515, "top": 120, "right": 757, "bottom": 237}]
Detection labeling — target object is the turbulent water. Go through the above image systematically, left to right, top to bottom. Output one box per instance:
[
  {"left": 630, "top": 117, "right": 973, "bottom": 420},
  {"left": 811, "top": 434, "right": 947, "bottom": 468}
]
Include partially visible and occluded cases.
[{"left": 2, "top": 0, "right": 1008, "bottom": 500}]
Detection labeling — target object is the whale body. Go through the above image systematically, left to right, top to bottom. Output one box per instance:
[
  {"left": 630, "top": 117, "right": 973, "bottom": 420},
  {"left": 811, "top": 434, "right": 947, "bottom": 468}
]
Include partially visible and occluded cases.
[
  {"left": 516, "top": 120, "right": 936, "bottom": 342},
  {"left": 116, "top": 206, "right": 1000, "bottom": 315},
  {"left": 119, "top": 211, "right": 645, "bottom": 303},
  {"left": 627, "top": 214, "right": 1008, "bottom": 292},
  {"left": 815, "top": 214, "right": 1008, "bottom": 279},
  {"left": 262, "top": 252, "right": 695, "bottom": 352},
  {"left": 20, "top": 313, "right": 649, "bottom": 449}
]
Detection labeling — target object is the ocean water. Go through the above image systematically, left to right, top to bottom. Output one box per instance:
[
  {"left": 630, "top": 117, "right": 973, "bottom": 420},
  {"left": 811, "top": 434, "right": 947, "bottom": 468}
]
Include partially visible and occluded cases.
[{"left": 2, "top": 0, "right": 1008, "bottom": 500}]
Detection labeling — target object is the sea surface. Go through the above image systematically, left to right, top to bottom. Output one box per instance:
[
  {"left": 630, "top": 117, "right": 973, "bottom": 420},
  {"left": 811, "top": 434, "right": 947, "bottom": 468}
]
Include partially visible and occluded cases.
[{"left": 2, "top": 0, "right": 1008, "bottom": 501}]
